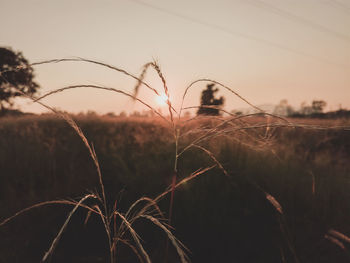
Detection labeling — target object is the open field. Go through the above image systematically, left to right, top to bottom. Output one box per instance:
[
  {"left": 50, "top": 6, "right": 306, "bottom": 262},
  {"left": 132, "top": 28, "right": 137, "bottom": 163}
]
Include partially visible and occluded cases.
[
  {"left": 2, "top": 0, "right": 350, "bottom": 261},
  {"left": 0, "top": 114, "right": 350, "bottom": 262}
]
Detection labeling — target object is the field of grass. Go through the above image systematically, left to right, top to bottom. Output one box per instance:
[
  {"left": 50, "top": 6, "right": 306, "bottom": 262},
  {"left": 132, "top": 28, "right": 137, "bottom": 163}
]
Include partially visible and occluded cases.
[
  {"left": 0, "top": 57, "right": 350, "bottom": 263},
  {"left": 1, "top": 113, "right": 350, "bottom": 263}
]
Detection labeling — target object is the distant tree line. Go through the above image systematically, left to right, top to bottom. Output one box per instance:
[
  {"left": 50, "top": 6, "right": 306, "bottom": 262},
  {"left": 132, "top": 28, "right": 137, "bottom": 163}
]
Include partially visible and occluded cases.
[{"left": 273, "top": 99, "right": 350, "bottom": 119}]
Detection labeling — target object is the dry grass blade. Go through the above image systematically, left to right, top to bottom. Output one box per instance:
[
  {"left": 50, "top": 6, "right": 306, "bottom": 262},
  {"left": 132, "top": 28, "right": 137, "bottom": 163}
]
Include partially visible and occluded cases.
[
  {"left": 0, "top": 57, "right": 160, "bottom": 99},
  {"left": 30, "top": 58, "right": 160, "bottom": 95},
  {"left": 32, "top": 58, "right": 180, "bottom": 114},
  {"left": 132, "top": 60, "right": 176, "bottom": 123},
  {"left": 148, "top": 61, "right": 175, "bottom": 123},
  {"left": 134, "top": 62, "right": 153, "bottom": 98},
  {"left": 180, "top": 78, "right": 265, "bottom": 118},
  {"left": 34, "top": 84, "right": 170, "bottom": 124},
  {"left": 180, "top": 107, "right": 285, "bottom": 147},
  {"left": 182, "top": 109, "right": 292, "bottom": 128},
  {"left": 178, "top": 113, "right": 292, "bottom": 158},
  {"left": 180, "top": 119, "right": 267, "bottom": 152},
  {"left": 181, "top": 122, "right": 307, "bottom": 154},
  {"left": 221, "top": 133, "right": 268, "bottom": 152},
  {"left": 192, "top": 144, "right": 229, "bottom": 177},
  {"left": 154, "top": 165, "right": 216, "bottom": 203},
  {"left": 117, "top": 166, "right": 216, "bottom": 251},
  {"left": 308, "top": 171, "right": 316, "bottom": 195},
  {"left": 168, "top": 173, "right": 177, "bottom": 224},
  {"left": 265, "top": 193, "right": 283, "bottom": 214},
  {"left": 42, "top": 194, "right": 97, "bottom": 262},
  {"left": 117, "top": 197, "right": 165, "bottom": 241},
  {"left": 124, "top": 197, "right": 164, "bottom": 222},
  {"left": 0, "top": 199, "right": 98, "bottom": 227},
  {"left": 112, "top": 200, "right": 118, "bottom": 261},
  {"left": 93, "top": 205, "right": 113, "bottom": 258},
  {"left": 84, "top": 210, "right": 93, "bottom": 226},
  {"left": 114, "top": 211, "right": 151, "bottom": 263},
  {"left": 140, "top": 215, "right": 189, "bottom": 263},
  {"left": 277, "top": 217, "right": 301, "bottom": 263},
  {"left": 328, "top": 229, "right": 350, "bottom": 244},
  {"left": 325, "top": 234, "right": 346, "bottom": 250},
  {"left": 118, "top": 238, "right": 145, "bottom": 263}
]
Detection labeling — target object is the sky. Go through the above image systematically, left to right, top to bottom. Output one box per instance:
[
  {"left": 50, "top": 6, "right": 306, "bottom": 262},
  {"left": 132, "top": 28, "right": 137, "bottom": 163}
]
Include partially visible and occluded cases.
[{"left": 1, "top": 0, "right": 349, "bottom": 115}]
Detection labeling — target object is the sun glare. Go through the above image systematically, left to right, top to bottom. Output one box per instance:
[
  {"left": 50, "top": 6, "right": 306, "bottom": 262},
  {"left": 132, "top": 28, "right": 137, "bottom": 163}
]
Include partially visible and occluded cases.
[{"left": 155, "top": 93, "right": 169, "bottom": 106}]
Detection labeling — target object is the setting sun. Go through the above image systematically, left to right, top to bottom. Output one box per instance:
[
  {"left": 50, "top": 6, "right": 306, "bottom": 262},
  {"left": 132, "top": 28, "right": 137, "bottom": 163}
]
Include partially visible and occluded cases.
[{"left": 155, "top": 93, "right": 169, "bottom": 106}]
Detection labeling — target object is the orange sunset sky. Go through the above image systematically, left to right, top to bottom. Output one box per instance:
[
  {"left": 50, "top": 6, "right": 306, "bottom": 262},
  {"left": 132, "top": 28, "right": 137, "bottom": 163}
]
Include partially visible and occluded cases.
[{"left": 1, "top": 0, "right": 349, "bottom": 115}]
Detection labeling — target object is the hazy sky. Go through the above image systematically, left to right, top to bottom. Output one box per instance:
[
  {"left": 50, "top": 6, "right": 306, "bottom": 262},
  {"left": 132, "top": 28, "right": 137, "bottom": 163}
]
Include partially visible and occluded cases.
[{"left": 1, "top": 0, "right": 349, "bottom": 114}]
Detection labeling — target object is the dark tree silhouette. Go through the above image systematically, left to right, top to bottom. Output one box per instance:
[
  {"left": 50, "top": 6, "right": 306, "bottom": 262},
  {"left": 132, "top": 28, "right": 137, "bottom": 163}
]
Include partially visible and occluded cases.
[
  {"left": 0, "top": 47, "right": 39, "bottom": 111},
  {"left": 197, "top": 83, "right": 224, "bottom": 116},
  {"left": 311, "top": 100, "right": 327, "bottom": 114}
]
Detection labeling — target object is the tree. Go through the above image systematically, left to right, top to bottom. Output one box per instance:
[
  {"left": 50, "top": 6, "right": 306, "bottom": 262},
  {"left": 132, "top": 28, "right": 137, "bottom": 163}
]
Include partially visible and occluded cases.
[
  {"left": 0, "top": 47, "right": 39, "bottom": 111},
  {"left": 197, "top": 83, "right": 224, "bottom": 116},
  {"left": 273, "top": 99, "right": 294, "bottom": 116},
  {"left": 311, "top": 100, "right": 327, "bottom": 114}
]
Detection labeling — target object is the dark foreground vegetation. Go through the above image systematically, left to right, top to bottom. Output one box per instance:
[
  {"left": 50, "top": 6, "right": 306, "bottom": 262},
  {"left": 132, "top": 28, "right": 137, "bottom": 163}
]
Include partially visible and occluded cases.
[{"left": 0, "top": 115, "right": 350, "bottom": 263}]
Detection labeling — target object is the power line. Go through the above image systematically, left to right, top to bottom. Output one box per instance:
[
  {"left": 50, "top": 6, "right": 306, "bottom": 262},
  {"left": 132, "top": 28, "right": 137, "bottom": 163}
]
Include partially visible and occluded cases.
[
  {"left": 128, "top": 0, "right": 350, "bottom": 70},
  {"left": 246, "top": 0, "right": 350, "bottom": 43},
  {"left": 324, "top": 0, "right": 350, "bottom": 15},
  {"left": 334, "top": 0, "right": 350, "bottom": 10}
]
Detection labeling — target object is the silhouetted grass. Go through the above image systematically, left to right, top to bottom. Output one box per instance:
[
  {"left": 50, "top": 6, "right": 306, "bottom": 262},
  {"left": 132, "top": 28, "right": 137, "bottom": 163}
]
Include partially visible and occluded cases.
[
  {"left": 1, "top": 58, "right": 350, "bottom": 262},
  {"left": 0, "top": 114, "right": 349, "bottom": 262}
]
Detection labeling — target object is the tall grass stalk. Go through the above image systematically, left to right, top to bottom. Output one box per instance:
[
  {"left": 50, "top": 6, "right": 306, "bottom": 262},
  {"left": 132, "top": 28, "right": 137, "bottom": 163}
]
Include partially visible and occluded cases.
[
  {"left": 0, "top": 57, "right": 293, "bottom": 261},
  {"left": 2, "top": 57, "right": 348, "bottom": 262}
]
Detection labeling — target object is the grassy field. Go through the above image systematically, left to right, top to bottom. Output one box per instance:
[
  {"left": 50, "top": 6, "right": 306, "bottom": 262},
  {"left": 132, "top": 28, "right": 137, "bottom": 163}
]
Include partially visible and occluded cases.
[{"left": 0, "top": 114, "right": 350, "bottom": 263}]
